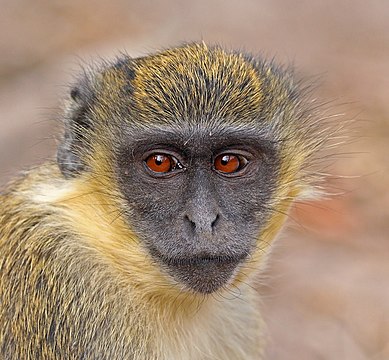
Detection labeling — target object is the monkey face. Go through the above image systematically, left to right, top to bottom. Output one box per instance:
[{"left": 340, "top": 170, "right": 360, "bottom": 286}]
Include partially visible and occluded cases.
[
  {"left": 58, "top": 44, "right": 312, "bottom": 294},
  {"left": 116, "top": 124, "right": 279, "bottom": 294}
]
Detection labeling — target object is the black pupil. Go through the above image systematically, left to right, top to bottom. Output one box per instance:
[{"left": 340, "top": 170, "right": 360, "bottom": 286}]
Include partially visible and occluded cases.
[
  {"left": 155, "top": 155, "right": 166, "bottom": 166},
  {"left": 221, "top": 155, "right": 230, "bottom": 166}
]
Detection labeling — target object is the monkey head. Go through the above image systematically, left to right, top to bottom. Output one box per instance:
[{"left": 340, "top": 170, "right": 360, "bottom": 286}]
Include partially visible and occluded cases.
[{"left": 58, "top": 43, "right": 325, "bottom": 294}]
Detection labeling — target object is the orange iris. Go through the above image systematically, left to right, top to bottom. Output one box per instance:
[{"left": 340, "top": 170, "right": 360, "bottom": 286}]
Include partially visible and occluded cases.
[
  {"left": 146, "top": 154, "right": 172, "bottom": 173},
  {"left": 214, "top": 154, "right": 240, "bottom": 173}
]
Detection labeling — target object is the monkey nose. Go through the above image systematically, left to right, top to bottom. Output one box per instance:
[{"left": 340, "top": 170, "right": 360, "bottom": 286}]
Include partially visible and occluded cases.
[{"left": 184, "top": 212, "right": 220, "bottom": 236}]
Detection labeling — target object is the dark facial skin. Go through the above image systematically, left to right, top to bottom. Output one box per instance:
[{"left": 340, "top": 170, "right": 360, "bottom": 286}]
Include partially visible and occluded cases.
[{"left": 116, "top": 124, "right": 279, "bottom": 294}]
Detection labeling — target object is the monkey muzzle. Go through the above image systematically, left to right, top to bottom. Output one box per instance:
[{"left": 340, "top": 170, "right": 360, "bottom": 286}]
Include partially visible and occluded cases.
[{"left": 157, "top": 253, "right": 249, "bottom": 294}]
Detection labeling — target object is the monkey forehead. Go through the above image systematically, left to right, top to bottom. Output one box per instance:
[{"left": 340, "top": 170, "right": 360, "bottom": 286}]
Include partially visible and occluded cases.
[
  {"left": 93, "top": 43, "right": 300, "bottom": 135},
  {"left": 107, "top": 43, "right": 267, "bottom": 124},
  {"left": 134, "top": 44, "right": 262, "bottom": 122},
  {"left": 118, "top": 121, "right": 278, "bottom": 153}
]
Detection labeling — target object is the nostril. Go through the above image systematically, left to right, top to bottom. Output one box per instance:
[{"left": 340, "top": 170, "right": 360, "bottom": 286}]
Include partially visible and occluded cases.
[
  {"left": 211, "top": 214, "right": 220, "bottom": 231},
  {"left": 211, "top": 214, "right": 219, "bottom": 227},
  {"left": 185, "top": 215, "right": 196, "bottom": 232}
]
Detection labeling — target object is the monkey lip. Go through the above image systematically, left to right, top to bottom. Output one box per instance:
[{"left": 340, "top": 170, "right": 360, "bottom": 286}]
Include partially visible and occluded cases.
[
  {"left": 151, "top": 250, "right": 249, "bottom": 294},
  {"left": 160, "top": 253, "right": 248, "bottom": 267}
]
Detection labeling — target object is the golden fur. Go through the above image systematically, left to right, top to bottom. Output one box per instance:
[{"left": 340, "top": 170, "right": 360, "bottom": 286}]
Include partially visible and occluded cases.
[{"left": 0, "top": 43, "right": 335, "bottom": 359}]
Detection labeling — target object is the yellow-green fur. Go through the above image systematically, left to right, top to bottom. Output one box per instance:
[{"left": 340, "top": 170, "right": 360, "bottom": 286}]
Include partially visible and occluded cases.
[
  {"left": 0, "top": 43, "right": 331, "bottom": 359},
  {"left": 1, "top": 164, "right": 264, "bottom": 359}
]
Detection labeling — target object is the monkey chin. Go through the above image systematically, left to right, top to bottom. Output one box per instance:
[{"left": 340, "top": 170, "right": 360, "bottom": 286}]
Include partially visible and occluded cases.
[{"left": 159, "top": 254, "right": 248, "bottom": 294}]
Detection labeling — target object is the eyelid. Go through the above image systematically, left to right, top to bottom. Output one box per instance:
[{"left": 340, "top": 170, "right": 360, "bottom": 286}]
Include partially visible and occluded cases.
[
  {"left": 214, "top": 148, "right": 255, "bottom": 158},
  {"left": 141, "top": 149, "right": 185, "bottom": 163}
]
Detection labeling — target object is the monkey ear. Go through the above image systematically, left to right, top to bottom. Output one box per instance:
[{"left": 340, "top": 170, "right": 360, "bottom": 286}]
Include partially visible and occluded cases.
[{"left": 57, "top": 79, "right": 95, "bottom": 178}]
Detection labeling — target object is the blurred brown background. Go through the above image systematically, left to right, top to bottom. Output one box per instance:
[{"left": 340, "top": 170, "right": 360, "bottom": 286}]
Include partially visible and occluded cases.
[{"left": 0, "top": 0, "right": 388, "bottom": 358}]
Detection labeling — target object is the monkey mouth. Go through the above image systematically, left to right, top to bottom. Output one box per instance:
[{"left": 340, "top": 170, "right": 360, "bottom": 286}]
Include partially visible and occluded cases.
[
  {"left": 151, "top": 250, "right": 249, "bottom": 294},
  {"left": 161, "top": 253, "right": 247, "bottom": 267}
]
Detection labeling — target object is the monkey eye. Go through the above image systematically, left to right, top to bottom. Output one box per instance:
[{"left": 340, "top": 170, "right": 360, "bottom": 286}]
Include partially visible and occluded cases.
[
  {"left": 145, "top": 153, "right": 183, "bottom": 174},
  {"left": 214, "top": 154, "right": 248, "bottom": 174}
]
